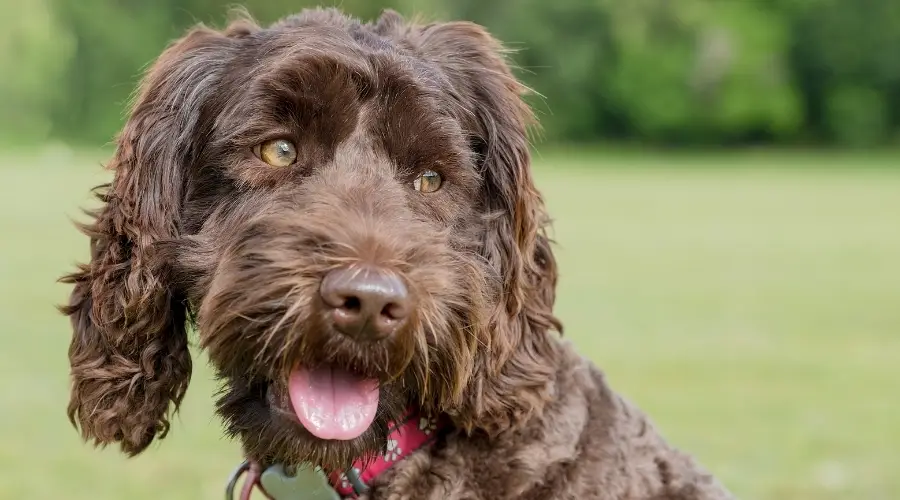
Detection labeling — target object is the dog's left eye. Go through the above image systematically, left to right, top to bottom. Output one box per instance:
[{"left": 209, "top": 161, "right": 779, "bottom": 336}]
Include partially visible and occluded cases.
[
  {"left": 254, "top": 139, "right": 297, "bottom": 167},
  {"left": 413, "top": 170, "right": 442, "bottom": 193}
]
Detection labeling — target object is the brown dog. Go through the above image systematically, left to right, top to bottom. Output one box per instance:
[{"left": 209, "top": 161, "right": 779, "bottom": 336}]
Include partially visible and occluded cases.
[{"left": 61, "top": 8, "right": 735, "bottom": 499}]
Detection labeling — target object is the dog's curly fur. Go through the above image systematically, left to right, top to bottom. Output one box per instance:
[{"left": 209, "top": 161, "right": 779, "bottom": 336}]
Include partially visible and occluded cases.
[{"left": 60, "top": 8, "right": 734, "bottom": 499}]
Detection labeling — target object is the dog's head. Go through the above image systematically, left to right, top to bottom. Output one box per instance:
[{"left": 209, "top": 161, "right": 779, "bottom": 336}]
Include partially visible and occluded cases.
[{"left": 62, "top": 8, "right": 561, "bottom": 469}]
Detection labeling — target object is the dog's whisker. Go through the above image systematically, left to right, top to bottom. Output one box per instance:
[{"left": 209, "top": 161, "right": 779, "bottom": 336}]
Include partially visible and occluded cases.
[
  {"left": 330, "top": 240, "right": 365, "bottom": 258},
  {"left": 259, "top": 284, "right": 307, "bottom": 363},
  {"left": 280, "top": 310, "right": 308, "bottom": 366}
]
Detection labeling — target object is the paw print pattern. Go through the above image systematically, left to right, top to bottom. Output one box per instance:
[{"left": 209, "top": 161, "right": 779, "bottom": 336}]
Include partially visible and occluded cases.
[
  {"left": 418, "top": 416, "right": 437, "bottom": 435},
  {"left": 384, "top": 439, "right": 403, "bottom": 462}
]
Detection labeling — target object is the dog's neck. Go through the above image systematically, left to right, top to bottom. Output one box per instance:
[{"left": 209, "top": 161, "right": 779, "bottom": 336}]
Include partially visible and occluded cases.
[{"left": 326, "top": 408, "right": 447, "bottom": 498}]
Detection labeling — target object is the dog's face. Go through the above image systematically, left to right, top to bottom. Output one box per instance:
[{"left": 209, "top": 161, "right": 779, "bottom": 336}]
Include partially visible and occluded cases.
[{"left": 62, "top": 9, "right": 560, "bottom": 469}]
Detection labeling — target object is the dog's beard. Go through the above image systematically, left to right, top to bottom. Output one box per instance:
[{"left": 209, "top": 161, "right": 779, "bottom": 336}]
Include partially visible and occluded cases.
[
  {"left": 201, "top": 276, "right": 488, "bottom": 468},
  {"left": 201, "top": 278, "right": 423, "bottom": 468},
  {"left": 200, "top": 285, "right": 485, "bottom": 465},
  {"left": 206, "top": 292, "right": 482, "bottom": 469}
]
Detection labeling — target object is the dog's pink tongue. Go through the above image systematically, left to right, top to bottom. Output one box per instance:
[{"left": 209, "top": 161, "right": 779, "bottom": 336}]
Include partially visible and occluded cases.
[{"left": 287, "top": 366, "right": 379, "bottom": 441}]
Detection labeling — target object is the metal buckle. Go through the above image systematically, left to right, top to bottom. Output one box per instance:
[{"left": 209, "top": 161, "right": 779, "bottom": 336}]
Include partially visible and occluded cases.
[
  {"left": 225, "top": 459, "right": 252, "bottom": 500},
  {"left": 344, "top": 467, "right": 369, "bottom": 497}
]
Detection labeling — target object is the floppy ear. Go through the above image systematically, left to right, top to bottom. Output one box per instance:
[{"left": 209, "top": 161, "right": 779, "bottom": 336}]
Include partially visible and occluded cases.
[
  {"left": 411, "top": 18, "right": 563, "bottom": 435},
  {"left": 59, "top": 25, "right": 238, "bottom": 455}
]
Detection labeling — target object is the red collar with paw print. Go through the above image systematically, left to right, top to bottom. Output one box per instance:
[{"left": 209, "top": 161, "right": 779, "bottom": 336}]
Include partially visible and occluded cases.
[{"left": 327, "top": 409, "right": 446, "bottom": 498}]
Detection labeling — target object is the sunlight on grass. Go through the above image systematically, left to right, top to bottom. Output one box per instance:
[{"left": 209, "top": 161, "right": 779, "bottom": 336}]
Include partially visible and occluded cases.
[{"left": 2, "top": 147, "right": 898, "bottom": 499}]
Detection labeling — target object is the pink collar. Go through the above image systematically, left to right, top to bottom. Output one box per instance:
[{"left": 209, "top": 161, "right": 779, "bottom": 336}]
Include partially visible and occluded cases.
[{"left": 327, "top": 409, "right": 446, "bottom": 498}]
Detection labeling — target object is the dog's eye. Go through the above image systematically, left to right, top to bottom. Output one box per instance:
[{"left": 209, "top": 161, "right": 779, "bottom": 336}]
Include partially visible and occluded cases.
[
  {"left": 255, "top": 139, "right": 297, "bottom": 167},
  {"left": 413, "top": 170, "right": 442, "bottom": 193}
]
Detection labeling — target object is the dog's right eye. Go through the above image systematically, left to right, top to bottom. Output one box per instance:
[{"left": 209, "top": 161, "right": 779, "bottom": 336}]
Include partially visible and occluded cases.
[
  {"left": 254, "top": 139, "right": 297, "bottom": 167},
  {"left": 413, "top": 170, "right": 442, "bottom": 193}
]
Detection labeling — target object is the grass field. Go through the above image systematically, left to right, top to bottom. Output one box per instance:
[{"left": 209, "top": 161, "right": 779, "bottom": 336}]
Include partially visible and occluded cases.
[{"left": 1, "top": 146, "right": 898, "bottom": 499}]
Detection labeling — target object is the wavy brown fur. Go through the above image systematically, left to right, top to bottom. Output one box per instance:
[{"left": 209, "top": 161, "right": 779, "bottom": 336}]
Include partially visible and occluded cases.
[{"left": 60, "top": 8, "right": 734, "bottom": 498}]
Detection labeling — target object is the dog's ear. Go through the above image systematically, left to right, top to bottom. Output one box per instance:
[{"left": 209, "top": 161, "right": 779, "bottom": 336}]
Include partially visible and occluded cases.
[
  {"left": 412, "top": 19, "right": 562, "bottom": 435},
  {"left": 59, "top": 24, "right": 240, "bottom": 455}
]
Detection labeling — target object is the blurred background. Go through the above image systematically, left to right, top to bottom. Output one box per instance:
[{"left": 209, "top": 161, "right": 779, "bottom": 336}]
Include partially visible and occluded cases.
[{"left": 1, "top": 0, "right": 898, "bottom": 498}]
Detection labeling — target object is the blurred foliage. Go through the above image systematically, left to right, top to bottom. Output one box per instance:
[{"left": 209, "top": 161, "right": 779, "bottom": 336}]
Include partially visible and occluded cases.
[
  {"left": 0, "top": 0, "right": 74, "bottom": 141},
  {"left": 2, "top": 0, "right": 899, "bottom": 147}
]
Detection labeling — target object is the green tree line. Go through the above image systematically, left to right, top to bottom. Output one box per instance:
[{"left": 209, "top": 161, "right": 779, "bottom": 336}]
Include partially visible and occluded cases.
[{"left": 3, "top": 0, "right": 899, "bottom": 147}]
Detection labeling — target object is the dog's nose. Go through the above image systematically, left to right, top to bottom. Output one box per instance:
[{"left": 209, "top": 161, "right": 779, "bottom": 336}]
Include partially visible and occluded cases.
[{"left": 320, "top": 265, "right": 411, "bottom": 341}]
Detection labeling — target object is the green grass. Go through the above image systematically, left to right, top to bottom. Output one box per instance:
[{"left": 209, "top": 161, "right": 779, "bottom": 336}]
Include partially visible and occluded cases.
[{"left": 2, "top": 146, "right": 898, "bottom": 499}]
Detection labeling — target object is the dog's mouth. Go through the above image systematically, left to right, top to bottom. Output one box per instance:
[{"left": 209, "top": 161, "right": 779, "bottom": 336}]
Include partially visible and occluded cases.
[{"left": 267, "top": 364, "right": 380, "bottom": 441}]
